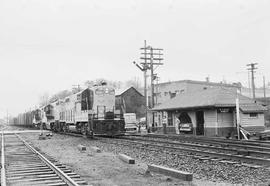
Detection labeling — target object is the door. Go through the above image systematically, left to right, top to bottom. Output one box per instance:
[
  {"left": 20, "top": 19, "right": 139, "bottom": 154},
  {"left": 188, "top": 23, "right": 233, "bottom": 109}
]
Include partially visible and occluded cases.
[{"left": 196, "top": 111, "right": 204, "bottom": 135}]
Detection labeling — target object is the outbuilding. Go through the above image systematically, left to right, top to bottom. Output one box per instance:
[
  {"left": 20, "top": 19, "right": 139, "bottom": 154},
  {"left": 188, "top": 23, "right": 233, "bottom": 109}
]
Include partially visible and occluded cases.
[
  {"left": 115, "top": 87, "right": 145, "bottom": 119},
  {"left": 152, "top": 88, "right": 266, "bottom": 137}
]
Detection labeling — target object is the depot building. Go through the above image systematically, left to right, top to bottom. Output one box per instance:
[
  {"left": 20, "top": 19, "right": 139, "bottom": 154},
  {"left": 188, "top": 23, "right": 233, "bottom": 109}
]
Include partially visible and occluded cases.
[{"left": 152, "top": 88, "right": 267, "bottom": 137}]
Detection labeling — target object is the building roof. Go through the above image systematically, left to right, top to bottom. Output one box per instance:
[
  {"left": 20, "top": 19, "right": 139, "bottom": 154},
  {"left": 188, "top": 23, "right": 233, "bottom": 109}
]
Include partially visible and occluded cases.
[
  {"left": 157, "top": 79, "right": 241, "bottom": 88},
  {"left": 115, "top": 87, "right": 144, "bottom": 97},
  {"left": 153, "top": 88, "right": 266, "bottom": 112},
  {"left": 240, "top": 104, "right": 266, "bottom": 113}
]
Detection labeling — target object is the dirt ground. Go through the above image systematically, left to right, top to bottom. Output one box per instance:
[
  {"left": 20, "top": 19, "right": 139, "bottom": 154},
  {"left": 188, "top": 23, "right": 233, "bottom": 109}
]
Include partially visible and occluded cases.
[{"left": 21, "top": 132, "right": 235, "bottom": 186}]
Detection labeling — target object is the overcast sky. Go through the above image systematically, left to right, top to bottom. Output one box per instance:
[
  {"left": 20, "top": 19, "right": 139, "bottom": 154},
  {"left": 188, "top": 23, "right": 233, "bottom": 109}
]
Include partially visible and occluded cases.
[{"left": 0, "top": 0, "right": 270, "bottom": 117}]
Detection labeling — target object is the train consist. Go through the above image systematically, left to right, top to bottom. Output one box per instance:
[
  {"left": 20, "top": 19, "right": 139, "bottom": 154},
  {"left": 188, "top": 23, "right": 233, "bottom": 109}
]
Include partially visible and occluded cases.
[{"left": 12, "top": 83, "right": 126, "bottom": 136}]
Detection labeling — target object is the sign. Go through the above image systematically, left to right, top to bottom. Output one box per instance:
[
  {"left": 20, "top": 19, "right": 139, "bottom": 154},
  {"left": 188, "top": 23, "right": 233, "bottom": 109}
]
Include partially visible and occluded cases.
[{"left": 217, "top": 108, "right": 232, "bottom": 113}]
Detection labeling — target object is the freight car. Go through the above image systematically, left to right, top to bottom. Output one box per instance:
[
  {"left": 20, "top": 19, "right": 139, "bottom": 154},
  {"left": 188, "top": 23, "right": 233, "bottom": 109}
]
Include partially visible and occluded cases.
[
  {"left": 33, "top": 83, "right": 125, "bottom": 137},
  {"left": 12, "top": 110, "right": 35, "bottom": 128}
]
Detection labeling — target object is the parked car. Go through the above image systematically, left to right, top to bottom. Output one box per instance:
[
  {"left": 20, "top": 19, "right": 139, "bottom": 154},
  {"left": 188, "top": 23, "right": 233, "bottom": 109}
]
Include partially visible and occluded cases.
[{"left": 179, "top": 123, "right": 193, "bottom": 133}]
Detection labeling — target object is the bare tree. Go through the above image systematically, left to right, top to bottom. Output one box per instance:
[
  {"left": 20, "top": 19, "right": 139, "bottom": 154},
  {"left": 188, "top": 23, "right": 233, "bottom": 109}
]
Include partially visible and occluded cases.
[
  {"left": 125, "top": 77, "right": 143, "bottom": 93},
  {"left": 85, "top": 79, "right": 123, "bottom": 89},
  {"left": 84, "top": 80, "right": 95, "bottom": 88},
  {"left": 49, "top": 90, "right": 72, "bottom": 103},
  {"left": 39, "top": 92, "right": 50, "bottom": 106}
]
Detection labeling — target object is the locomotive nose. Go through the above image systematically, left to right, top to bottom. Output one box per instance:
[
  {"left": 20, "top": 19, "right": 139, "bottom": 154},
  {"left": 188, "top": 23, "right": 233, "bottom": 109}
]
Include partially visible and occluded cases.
[{"left": 107, "top": 122, "right": 116, "bottom": 130}]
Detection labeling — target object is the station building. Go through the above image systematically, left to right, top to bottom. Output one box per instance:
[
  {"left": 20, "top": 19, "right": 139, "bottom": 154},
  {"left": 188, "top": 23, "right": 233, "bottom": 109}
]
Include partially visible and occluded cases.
[
  {"left": 147, "top": 79, "right": 241, "bottom": 128},
  {"left": 152, "top": 80, "right": 241, "bottom": 106},
  {"left": 152, "top": 88, "right": 266, "bottom": 137}
]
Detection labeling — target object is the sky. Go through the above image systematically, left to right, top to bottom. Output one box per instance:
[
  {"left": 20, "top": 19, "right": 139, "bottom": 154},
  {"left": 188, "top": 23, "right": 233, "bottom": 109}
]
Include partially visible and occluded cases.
[{"left": 0, "top": 0, "right": 270, "bottom": 117}]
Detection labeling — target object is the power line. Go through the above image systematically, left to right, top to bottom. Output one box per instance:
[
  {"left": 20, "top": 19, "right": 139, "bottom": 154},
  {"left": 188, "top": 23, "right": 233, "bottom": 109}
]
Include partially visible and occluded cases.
[
  {"left": 133, "top": 40, "right": 164, "bottom": 130},
  {"left": 140, "top": 44, "right": 164, "bottom": 109}
]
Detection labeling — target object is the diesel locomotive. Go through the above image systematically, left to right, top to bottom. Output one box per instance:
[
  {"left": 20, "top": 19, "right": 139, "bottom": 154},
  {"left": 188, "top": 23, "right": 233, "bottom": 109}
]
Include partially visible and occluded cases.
[{"left": 13, "top": 83, "right": 126, "bottom": 137}]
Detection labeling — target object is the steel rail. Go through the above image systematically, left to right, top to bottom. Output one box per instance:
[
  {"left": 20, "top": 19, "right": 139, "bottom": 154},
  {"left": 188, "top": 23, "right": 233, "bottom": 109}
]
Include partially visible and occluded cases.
[
  {"left": 1, "top": 132, "right": 6, "bottom": 186},
  {"left": 144, "top": 133, "right": 270, "bottom": 148},
  {"left": 16, "top": 134, "right": 80, "bottom": 186},
  {"left": 133, "top": 134, "right": 270, "bottom": 152},
  {"left": 122, "top": 136, "right": 270, "bottom": 158},
  {"left": 103, "top": 137, "right": 270, "bottom": 166}
]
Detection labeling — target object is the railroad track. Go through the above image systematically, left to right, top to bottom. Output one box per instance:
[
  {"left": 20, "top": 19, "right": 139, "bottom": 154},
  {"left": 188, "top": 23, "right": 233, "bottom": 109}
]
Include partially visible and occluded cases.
[
  {"left": 53, "top": 131, "right": 270, "bottom": 167},
  {"left": 57, "top": 131, "right": 270, "bottom": 167},
  {"left": 1, "top": 132, "right": 88, "bottom": 186},
  {"left": 143, "top": 133, "right": 270, "bottom": 148},
  {"left": 129, "top": 134, "right": 270, "bottom": 156},
  {"left": 100, "top": 135, "right": 270, "bottom": 168},
  {"left": 129, "top": 135, "right": 270, "bottom": 157}
]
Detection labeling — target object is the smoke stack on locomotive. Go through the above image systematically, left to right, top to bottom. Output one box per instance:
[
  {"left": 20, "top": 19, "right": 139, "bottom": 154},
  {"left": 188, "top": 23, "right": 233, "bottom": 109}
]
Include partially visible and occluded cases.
[{"left": 32, "top": 83, "right": 125, "bottom": 136}]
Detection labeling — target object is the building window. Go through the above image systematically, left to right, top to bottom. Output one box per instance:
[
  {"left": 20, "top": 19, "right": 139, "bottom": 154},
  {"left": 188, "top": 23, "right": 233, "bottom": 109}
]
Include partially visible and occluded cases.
[
  {"left": 164, "top": 92, "right": 168, "bottom": 96},
  {"left": 170, "top": 92, "right": 176, "bottom": 99},
  {"left": 77, "top": 94, "right": 81, "bottom": 101},
  {"left": 168, "top": 112, "right": 173, "bottom": 126},
  {"left": 249, "top": 113, "right": 258, "bottom": 118}
]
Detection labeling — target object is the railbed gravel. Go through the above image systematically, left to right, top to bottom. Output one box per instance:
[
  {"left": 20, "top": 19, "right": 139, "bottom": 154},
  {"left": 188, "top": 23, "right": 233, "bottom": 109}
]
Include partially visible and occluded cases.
[{"left": 90, "top": 137, "right": 270, "bottom": 185}]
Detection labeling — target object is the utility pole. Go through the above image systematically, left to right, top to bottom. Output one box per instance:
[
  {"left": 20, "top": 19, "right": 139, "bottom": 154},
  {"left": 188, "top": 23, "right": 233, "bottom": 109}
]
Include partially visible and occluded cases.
[
  {"left": 133, "top": 40, "right": 164, "bottom": 131},
  {"left": 143, "top": 40, "right": 148, "bottom": 130},
  {"left": 133, "top": 41, "right": 149, "bottom": 130},
  {"left": 140, "top": 41, "right": 163, "bottom": 129},
  {"left": 247, "top": 63, "right": 258, "bottom": 99},
  {"left": 248, "top": 71, "right": 251, "bottom": 97},
  {"left": 154, "top": 75, "right": 160, "bottom": 105},
  {"left": 263, "top": 76, "right": 266, "bottom": 99},
  {"left": 236, "top": 90, "right": 240, "bottom": 140},
  {"left": 6, "top": 109, "right": 9, "bottom": 125}
]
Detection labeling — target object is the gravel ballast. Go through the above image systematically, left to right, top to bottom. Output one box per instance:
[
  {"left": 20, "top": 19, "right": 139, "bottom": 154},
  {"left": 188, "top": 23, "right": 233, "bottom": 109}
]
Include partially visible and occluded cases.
[{"left": 21, "top": 133, "right": 270, "bottom": 185}]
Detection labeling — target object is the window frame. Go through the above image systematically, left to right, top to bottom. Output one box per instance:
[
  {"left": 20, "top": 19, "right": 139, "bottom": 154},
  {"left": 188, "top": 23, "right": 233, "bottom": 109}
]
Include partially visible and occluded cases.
[{"left": 249, "top": 113, "right": 258, "bottom": 118}]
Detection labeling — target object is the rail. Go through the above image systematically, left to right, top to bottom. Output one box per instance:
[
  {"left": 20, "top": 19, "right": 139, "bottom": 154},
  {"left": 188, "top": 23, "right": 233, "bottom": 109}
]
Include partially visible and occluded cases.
[
  {"left": 1, "top": 132, "right": 6, "bottom": 186},
  {"left": 16, "top": 134, "right": 80, "bottom": 186},
  {"left": 105, "top": 135, "right": 270, "bottom": 166}
]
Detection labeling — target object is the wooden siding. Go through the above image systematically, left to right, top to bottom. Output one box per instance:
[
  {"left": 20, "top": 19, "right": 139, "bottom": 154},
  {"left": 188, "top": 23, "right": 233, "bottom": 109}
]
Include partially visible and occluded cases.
[
  {"left": 115, "top": 87, "right": 145, "bottom": 119},
  {"left": 155, "top": 109, "right": 265, "bottom": 137},
  {"left": 204, "top": 110, "right": 217, "bottom": 128},
  {"left": 217, "top": 112, "right": 234, "bottom": 128},
  {"left": 240, "top": 113, "right": 265, "bottom": 127}
]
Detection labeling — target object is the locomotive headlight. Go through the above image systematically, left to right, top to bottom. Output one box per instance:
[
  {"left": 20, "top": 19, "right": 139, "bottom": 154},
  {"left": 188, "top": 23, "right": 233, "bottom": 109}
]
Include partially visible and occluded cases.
[{"left": 105, "top": 88, "right": 109, "bottom": 94}]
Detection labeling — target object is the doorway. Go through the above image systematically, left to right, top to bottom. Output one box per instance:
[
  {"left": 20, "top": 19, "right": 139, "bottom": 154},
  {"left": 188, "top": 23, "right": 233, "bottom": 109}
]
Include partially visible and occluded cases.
[{"left": 196, "top": 111, "right": 204, "bottom": 135}]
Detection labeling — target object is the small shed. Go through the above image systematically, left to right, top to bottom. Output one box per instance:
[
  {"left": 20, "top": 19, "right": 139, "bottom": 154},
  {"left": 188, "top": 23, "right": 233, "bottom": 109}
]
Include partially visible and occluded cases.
[
  {"left": 115, "top": 87, "right": 145, "bottom": 119},
  {"left": 152, "top": 88, "right": 266, "bottom": 137}
]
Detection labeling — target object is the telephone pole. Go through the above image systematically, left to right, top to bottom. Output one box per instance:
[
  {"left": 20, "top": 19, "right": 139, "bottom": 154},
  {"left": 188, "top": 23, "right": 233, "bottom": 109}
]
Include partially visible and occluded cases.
[
  {"left": 133, "top": 40, "right": 164, "bottom": 130},
  {"left": 140, "top": 41, "right": 163, "bottom": 129},
  {"left": 247, "top": 63, "right": 258, "bottom": 99},
  {"left": 154, "top": 75, "right": 160, "bottom": 105},
  {"left": 263, "top": 76, "right": 266, "bottom": 99},
  {"left": 6, "top": 109, "right": 9, "bottom": 125}
]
